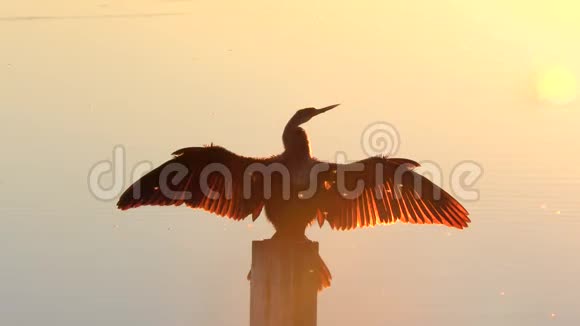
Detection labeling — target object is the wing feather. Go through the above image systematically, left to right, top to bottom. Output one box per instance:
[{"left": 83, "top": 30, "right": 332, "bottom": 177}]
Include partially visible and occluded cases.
[
  {"left": 117, "top": 146, "right": 276, "bottom": 221},
  {"left": 313, "top": 157, "right": 470, "bottom": 230}
]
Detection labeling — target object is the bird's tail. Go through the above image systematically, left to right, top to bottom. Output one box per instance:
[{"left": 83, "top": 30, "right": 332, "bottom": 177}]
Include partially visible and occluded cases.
[{"left": 316, "top": 253, "right": 332, "bottom": 291}]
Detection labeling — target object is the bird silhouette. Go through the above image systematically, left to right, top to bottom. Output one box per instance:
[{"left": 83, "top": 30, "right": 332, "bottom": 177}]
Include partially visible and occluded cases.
[{"left": 117, "top": 104, "right": 470, "bottom": 289}]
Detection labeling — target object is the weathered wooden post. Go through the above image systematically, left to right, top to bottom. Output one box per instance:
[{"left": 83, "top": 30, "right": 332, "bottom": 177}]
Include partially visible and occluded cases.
[{"left": 249, "top": 239, "right": 320, "bottom": 326}]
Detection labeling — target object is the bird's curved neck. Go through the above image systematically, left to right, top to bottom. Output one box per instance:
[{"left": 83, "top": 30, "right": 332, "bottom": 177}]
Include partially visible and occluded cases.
[{"left": 283, "top": 124, "right": 311, "bottom": 159}]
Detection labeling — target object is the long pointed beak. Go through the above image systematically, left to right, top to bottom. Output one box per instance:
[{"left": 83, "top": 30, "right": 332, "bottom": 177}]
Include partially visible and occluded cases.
[{"left": 316, "top": 104, "right": 340, "bottom": 115}]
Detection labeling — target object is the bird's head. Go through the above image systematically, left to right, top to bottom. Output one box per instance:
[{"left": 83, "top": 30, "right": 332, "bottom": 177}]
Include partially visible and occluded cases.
[
  {"left": 283, "top": 104, "right": 339, "bottom": 155},
  {"left": 289, "top": 104, "right": 340, "bottom": 126}
]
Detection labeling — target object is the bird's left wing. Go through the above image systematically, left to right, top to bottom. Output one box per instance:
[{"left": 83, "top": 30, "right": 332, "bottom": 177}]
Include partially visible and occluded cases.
[
  {"left": 117, "top": 146, "right": 277, "bottom": 221},
  {"left": 311, "top": 157, "right": 470, "bottom": 230}
]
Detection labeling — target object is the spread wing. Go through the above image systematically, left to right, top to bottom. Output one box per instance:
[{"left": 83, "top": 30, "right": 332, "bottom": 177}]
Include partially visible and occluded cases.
[
  {"left": 117, "top": 146, "right": 277, "bottom": 221},
  {"left": 312, "top": 157, "right": 470, "bottom": 230}
]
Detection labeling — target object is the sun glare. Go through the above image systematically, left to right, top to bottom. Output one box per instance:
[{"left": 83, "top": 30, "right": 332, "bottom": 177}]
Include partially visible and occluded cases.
[{"left": 536, "top": 66, "right": 578, "bottom": 105}]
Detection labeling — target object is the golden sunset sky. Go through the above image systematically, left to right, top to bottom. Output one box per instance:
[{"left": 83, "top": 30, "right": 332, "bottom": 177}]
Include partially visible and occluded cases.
[{"left": 1, "top": 1, "right": 579, "bottom": 325}]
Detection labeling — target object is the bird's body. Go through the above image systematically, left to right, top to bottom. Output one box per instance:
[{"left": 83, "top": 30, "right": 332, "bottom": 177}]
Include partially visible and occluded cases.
[
  {"left": 117, "top": 104, "right": 470, "bottom": 289},
  {"left": 267, "top": 127, "right": 319, "bottom": 239},
  {"left": 264, "top": 157, "right": 321, "bottom": 240}
]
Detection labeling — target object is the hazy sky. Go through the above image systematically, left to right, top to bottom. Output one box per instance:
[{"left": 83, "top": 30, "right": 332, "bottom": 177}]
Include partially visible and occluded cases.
[{"left": 1, "top": 1, "right": 579, "bottom": 325}]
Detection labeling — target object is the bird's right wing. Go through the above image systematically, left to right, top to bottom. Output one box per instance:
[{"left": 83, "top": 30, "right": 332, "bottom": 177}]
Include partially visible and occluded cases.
[{"left": 117, "top": 146, "right": 278, "bottom": 221}]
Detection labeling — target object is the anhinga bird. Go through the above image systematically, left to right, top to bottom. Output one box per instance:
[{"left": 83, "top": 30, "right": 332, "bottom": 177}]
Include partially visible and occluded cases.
[{"left": 117, "top": 104, "right": 470, "bottom": 289}]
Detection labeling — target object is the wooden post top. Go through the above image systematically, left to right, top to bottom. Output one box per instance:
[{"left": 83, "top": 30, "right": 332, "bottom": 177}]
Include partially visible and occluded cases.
[
  {"left": 252, "top": 238, "right": 319, "bottom": 252},
  {"left": 249, "top": 239, "right": 321, "bottom": 326}
]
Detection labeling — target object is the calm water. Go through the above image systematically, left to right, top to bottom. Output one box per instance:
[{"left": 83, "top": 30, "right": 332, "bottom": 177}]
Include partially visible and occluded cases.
[{"left": 1, "top": 1, "right": 579, "bottom": 325}]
